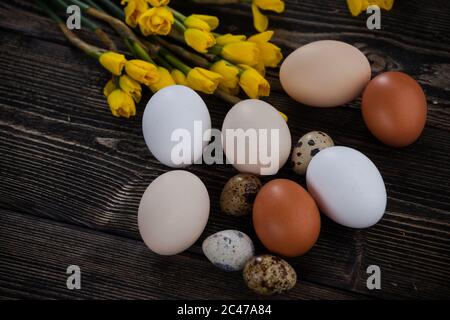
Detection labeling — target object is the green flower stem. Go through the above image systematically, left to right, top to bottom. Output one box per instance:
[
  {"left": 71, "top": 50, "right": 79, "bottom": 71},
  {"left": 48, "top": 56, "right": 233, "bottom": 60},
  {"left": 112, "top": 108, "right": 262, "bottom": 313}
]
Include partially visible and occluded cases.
[
  {"left": 37, "top": 0, "right": 62, "bottom": 23},
  {"left": 38, "top": 0, "right": 104, "bottom": 59},
  {"left": 68, "top": 0, "right": 89, "bottom": 11},
  {"left": 84, "top": 0, "right": 104, "bottom": 11},
  {"left": 97, "top": 0, "right": 125, "bottom": 21},
  {"left": 170, "top": 8, "right": 187, "bottom": 22},
  {"left": 172, "top": 18, "right": 187, "bottom": 33},
  {"left": 154, "top": 36, "right": 211, "bottom": 69},
  {"left": 131, "top": 40, "right": 156, "bottom": 64},
  {"left": 208, "top": 45, "right": 223, "bottom": 56},
  {"left": 159, "top": 47, "right": 192, "bottom": 75},
  {"left": 154, "top": 55, "right": 173, "bottom": 71},
  {"left": 215, "top": 89, "right": 241, "bottom": 104}
]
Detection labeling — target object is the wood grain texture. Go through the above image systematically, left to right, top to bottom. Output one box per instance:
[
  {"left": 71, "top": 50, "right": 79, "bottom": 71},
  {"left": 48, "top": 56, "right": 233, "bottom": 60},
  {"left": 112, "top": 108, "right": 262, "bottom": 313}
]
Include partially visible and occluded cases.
[
  {"left": 0, "top": 0, "right": 449, "bottom": 299},
  {"left": 0, "top": 208, "right": 365, "bottom": 300}
]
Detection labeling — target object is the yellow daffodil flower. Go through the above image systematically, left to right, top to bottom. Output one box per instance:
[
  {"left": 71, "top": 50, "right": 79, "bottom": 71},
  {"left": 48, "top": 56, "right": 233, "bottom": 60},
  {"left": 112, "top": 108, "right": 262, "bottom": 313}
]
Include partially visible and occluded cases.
[
  {"left": 121, "top": 0, "right": 148, "bottom": 28},
  {"left": 147, "top": 0, "right": 170, "bottom": 6},
  {"left": 252, "top": 0, "right": 285, "bottom": 32},
  {"left": 347, "top": 0, "right": 394, "bottom": 16},
  {"left": 138, "top": 6, "right": 174, "bottom": 36},
  {"left": 184, "top": 14, "right": 219, "bottom": 32},
  {"left": 185, "top": 28, "right": 216, "bottom": 53},
  {"left": 248, "top": 31, "right": 283, "bottom": 67},
  {"left": 215, "top": 33, "right": 247, "bottom": 46},
  {"left": 221, "top": 41, "right": 260, "bottom": 66},
  {"left": 99, "top": 52, "right": 127, "bottom": 76},
  {"left": 125, "top": 59, "right": 160, "bottom": 86},
  {"left": 210, "top": 60, "right": 240, "bottom": 93},
  {"left": 238, "top": 65, "right": 270, "bottom": 99},
  {"left": 149, "top": 67, "right": 175, "bottom": 92},
  {"left": 187, "top": 67, "right": 222, "bottom": 94},
  {"left": 171, "top": 69, "right": 188, "bottom": 86},
  {"left": 119, "top": 74, "right": 142, "bottom": 103},
  {"left": 103, "top": 78, "right": 116, "bottom": 97},
  {"left": 107, "top": 89, "right": 136, "bottom": 118}
]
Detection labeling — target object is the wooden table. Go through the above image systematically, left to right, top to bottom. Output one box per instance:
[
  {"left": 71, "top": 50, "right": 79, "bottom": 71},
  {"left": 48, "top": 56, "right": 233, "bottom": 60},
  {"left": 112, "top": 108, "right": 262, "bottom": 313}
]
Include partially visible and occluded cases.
[{"left": 0, "top": 0, "right": 449, "bottom": 300}]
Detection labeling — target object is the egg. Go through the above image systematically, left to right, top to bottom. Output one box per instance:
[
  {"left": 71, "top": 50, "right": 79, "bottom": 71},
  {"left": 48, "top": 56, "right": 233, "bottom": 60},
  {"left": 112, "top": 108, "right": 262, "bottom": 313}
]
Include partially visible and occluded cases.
[
  {"left": 280, "top": 40, "right": 371, "bottom": 107},
  {"left": 362, "top": 71, "right": 428, "bottom": 147},
  {"left": 142, "top": 85, "right": 211, "bottom": 167},
  {"left": 221, "top": 99, "right": 291, "bottom": 175},
  {"left": 291, "top": 131, "right": 334, "bottom": 175},
  {"left": 306, "top": 146, "right": 387, "bottom": 228},
  {"left": 138, "top": 170, "right": 210, "bottom": 255},
  {"left": 220, "top": 174, "right": 262, "bottom": 216},
  {"left": 253, "top": 179, "right": 321, "bottom": 257},
  {"left": 202, "top": 230, "right": 255, "bottom": 271},
  {"left": 243, "top": 255, "right": 297, "bottom": 295}
]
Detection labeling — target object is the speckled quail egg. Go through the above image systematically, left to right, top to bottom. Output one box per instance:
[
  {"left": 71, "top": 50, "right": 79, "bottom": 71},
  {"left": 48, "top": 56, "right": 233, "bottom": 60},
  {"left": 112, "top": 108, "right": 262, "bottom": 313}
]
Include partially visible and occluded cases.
[
  {"left": 291, "top": 131, "right": 334, "bottom": 175},
  {"left": 220, "top": 174, "right": 262, "bottom": 216},
  {"left": 202, "top": 230, "right": 255, "bottom": 271},
  {"left": 243, "top": 255, "right": 297, "bottom": 295}
]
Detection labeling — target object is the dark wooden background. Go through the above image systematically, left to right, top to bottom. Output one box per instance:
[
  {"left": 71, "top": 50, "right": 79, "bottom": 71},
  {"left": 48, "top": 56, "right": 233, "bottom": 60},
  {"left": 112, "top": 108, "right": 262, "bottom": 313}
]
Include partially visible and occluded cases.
[{"left": 0, "top": 0, "right": 449, "bottom": 300}]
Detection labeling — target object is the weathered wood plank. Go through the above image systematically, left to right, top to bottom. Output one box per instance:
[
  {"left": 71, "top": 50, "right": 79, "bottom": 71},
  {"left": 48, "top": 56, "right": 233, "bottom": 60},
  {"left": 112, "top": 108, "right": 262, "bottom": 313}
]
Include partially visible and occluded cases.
[
  {"left": 0, "top": 0, "right": 449, "bottom": 299},
  {"left": 0, "top": 209, "right": 366, "bottom": 299}
]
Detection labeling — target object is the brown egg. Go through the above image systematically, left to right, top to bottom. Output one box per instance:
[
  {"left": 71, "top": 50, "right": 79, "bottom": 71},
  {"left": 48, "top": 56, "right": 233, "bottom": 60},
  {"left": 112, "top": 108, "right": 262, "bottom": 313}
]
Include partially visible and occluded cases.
[
  {"left": 362, "top": 72, "right": 427, "bottom": 147},
  {"left": 253, "top": 179, "right": 321, "bottom": 257}
]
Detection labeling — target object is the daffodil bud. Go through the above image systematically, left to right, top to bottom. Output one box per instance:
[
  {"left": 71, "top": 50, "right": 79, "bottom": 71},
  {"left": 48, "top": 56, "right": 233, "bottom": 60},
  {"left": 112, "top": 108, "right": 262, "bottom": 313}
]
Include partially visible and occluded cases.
[
  {"left": 121, "top": 0, "right": 148, "bottom": 28},
  {"left": 254, "top": 0, "right": 285, "bottom": 13},
  {"left": 347, "top": 0, "right": 370, "bottom": 16},
  {"left": 251, "top": 4, "right": 268, "bottom": 32},
  {"left": 138, "top": 6, "right": 174, "bottom": 36},
  {"left": 184, "top": 14, "right": 219, "bottom": 32},
  {"left": 184, "top": 29, "right": 216, "bottom": 53},
  {"left": 248, "top": 31, "right": 283, "bottom": 68},
  {"left": 215, "top": 33, "right": 247, "bottom": 46},
  {"left": 221, "top": 41, "right": 260, "bottom": 66},
  {"left": 99, "top": 52, "right": 127, "bottom": 76},
  {"left": 125, "top": 59, "right": 160, "bottom": 86},
  {"left": 210, "top": 60, "right": 240, "bottom": 92},
  {"left": 238, "top": 65, "right": 270, "bottom": 99},
  {"left": 149, "top": 67, "right": 176, "bottom": 93},
  {"left": 187, "top": 67, "right": 222, "bottom": 94},
  {"left": 171, "top": 69, "right": 188, "bottom": 86},
  {"left": 119, "top": 74, "right": 142, "bottom": 103},
  {"left": 103, "top": 78, "right": 116, "bottom": 97},
  {"left": 107, "top": 89, "right": 136, "bottom": 118}
]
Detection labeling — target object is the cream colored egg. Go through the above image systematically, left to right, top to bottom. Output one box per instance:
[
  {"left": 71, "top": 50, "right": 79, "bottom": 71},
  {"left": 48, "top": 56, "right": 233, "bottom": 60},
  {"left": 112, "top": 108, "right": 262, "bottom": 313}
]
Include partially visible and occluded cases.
[
  {"left": 280, "top": 40, "right": 371, "bottom": 107},
  {"left": 221, "top": 99, "right": 292, "bottom": 176},
  {"left": 138, "top": 170, "right": 210, "bottom": 255}
]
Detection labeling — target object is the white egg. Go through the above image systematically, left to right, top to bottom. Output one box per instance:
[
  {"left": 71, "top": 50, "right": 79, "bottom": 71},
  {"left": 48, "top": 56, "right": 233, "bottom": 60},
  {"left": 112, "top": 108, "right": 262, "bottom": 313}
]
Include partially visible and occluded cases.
[
  {"left": 142, "top": 85, "right": 211, "bottom": 168},
  {"left": 221, "top": 99, "right": 291, "bottom": 176},
  {"left": 306, "top": 146, "right": 387, "bottom": 228},
  {"left": 138, "top": 170, "right": 210, "bottom": 255}
]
